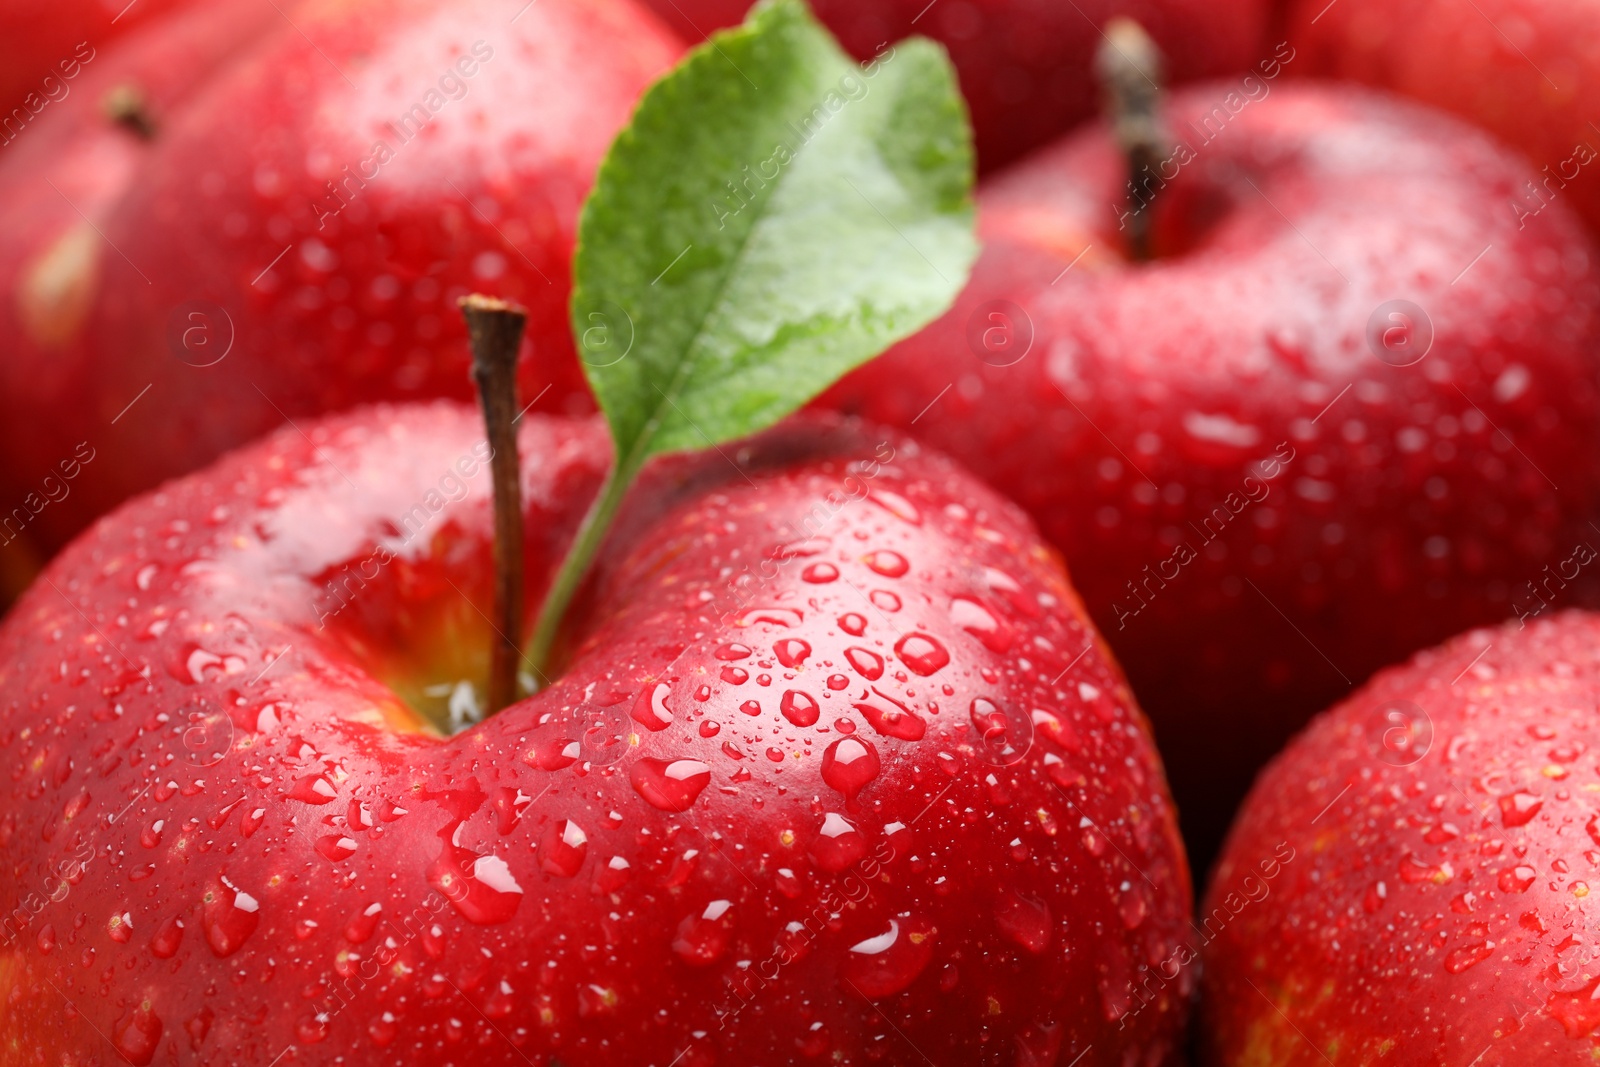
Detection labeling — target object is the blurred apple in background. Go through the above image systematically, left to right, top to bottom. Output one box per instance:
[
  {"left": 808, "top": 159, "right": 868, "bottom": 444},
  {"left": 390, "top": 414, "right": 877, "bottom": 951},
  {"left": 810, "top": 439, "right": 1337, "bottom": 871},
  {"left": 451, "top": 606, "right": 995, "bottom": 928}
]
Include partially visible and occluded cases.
[
  {"left": 0, "top": 0, "right": 680, "bottom": 583},
  {"left": 0, "top": 0, "right": 195, "bottom": 121},
  {"left": 0, "top": 0, "right": 286, "bottom": 602},
  {"left": 640, "top": 0, "right": 1274, "bottom": 170},
  {"left": 1289, "top": 0, "right": 1600, "bottom": 234},
  {"left": 823, "top": 81, "right": 1600, "bottom": 866}
]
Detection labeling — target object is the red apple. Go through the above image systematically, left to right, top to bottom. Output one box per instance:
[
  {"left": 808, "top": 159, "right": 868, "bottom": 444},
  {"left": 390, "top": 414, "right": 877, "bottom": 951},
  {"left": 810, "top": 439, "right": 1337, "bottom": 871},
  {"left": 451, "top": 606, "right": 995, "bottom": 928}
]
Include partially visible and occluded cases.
[
  {"left": 0, "top": 0, "right": 680, "bottom": 561},
  {"left": 0, "top": 0, "right": 289, "bottom": 605},
  {"left": 0, "top": 0, "right": 195, "bottom": 123},
  {"left": 638, "top": 0, "right": 1274, "bottom": 170},
  {"left": 1289, "top": 0, "right": 1600, "bottom": 234},
  {"left": 822, "top": 81, "right": 1600, "bottom": 865},
  {"left": 0, "top": 403, "right": 1193, "bottom": 1064},
  {"left": 1201, "top": 610, "right": 1600, "bottom": 1063}
]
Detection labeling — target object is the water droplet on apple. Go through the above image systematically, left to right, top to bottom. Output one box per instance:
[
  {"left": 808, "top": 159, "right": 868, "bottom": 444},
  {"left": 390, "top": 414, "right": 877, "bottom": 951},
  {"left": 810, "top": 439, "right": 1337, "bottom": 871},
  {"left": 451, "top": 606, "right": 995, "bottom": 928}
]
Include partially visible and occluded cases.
[
  {"left": 867, "top": 489, "right": 922, "bottom": 525},
  {"left": 863, "top": 550, "right": 909, "bottom": 578},
  {"left": 802, "top": 562, "right": 839, "bottom": 583},
  {"left": 950, "top": 597, "right": 1012, "bottom": 653},
  {"left": 839, "top": 613, "right": 867, "bottom": 636},
  {"left": 894, "top": 633, "right": 949, "bottom": 676},
  {"left": 774, "top": 639, "right": 811, "bottom": 667},
  {"left": 713, "top": 642, "right": 752, "bottom": 661},
  {"left": 845, "top": 647, "right": 885, "bottom": 681},
  {"left": 631, "top": 682, "right": 673, "bottom": 732},
  {"left": 780, "top": 690, "right": 820, "bottom": 727},
  {"left": 855, "top": 691, "right": 926, "bottom": 741},
  {"left": 969, "top": 697, "right": 1032, "bottom": 766},
  {"left": 699, "top": 720, "right": 721, "bottom": 738},
  {"left": 821, "top": 737, "right": 880, "bottom": 809},
  {"left": 630, "top": 758, "right": 712, "bottom": 812},
  {"left": 287, "top": 773, "right": 338, "bottom": 805},
  {"left": 493, "top": 787, "right": 531, "bottom": 835},
  {"left": 1499, "top": 790, "right": 1543, "bottom": 827},
  {"left": 809, "top": 812, "right": 866, "bottom": 872},
  {"left": 539, "top": 819, "right": 588, "bottom": 878},
  {"left": 316, "top": 834, "right": 358, "bottom": 861},
  {"left": 429, "top": 850, "right": 524, "bottom": 925},
  {"left": 595, "top": 855, "right": 631, "bottom": 894},
  {"left": 1499, "top": 865, "right": 1537, "bottom": 893},
  {"left": 201, "top": 876, "right": 260, "bottom": 957},
  {"left": 1118, "top": 884, "right": 1148, "bottom": 929},
  {"left": 995, "top": 893, "right": 1052, "bottom": 954},
  {"left": 671, "top": 899, "right": 734, "bottom": 966},
  {"left": 344, "top": 902, "right": 383, "bottom": 943},
  {"left": 108, "top": 911, "right": 133, "bottom": 944},
  {"left": 150, "top": 915, "right": 183, "bottom": 958},
  {"left": 841, "top": 915, "right": 935, "bottom": 997},
  {"left": 1443, "top": 940, "right": 1494, "bottom": 974},
  {"left": 111, "top": 1001, "right": 162, "bottom": 1066},
  {"left": 368, "top": 1013, "right": 398, "bottom": 1048},
  {"left": 297, "top": 1014, "right": 330, "bottom": 1044}
]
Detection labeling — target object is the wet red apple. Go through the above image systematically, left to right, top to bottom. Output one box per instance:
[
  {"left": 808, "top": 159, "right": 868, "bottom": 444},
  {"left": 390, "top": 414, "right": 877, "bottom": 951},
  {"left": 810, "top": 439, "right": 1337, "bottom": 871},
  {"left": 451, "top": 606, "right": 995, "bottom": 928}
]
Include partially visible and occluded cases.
[
  {"left": 823, "top": 80, "right": 1600, "bottom": 865},
  {"left": 0, "top": 403, "right": 1193, "bottom": 1064}
]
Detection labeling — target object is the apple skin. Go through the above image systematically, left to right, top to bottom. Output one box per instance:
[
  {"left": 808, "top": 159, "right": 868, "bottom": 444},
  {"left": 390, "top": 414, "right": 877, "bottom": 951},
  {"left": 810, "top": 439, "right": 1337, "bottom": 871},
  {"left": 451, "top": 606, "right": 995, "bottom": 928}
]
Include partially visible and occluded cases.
[
  {"left": 0, "top": 0, "right": 680, "bottom": 562},
  {"left": 0, "top": 0, "right": 291, "bottom": 607},
  {"left": 0, "top": 0, "right": 194, "bottom": 121},
  {"left": 638, "top": 0, "right": 1273, "bottom": 171},
  {"left": 1289, "top": 0, "right": 1600, "bottom": 234},
  {"left": 821, "top": 81, "right": 1600, "bottom": 868},
  {"left": 0, "top": 404, "right": 1192, "bottom": 1064},
  {"left": 1200, "top": 611, "right": 1600, "bottom": 1063}
]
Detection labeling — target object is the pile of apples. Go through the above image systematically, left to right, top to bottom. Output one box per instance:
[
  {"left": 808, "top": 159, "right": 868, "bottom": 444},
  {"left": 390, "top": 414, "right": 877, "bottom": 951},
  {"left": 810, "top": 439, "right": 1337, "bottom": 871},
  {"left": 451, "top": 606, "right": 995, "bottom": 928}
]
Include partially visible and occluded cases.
[{"left": 4, "top": 0, "right": 1600, "bottom": 1063}]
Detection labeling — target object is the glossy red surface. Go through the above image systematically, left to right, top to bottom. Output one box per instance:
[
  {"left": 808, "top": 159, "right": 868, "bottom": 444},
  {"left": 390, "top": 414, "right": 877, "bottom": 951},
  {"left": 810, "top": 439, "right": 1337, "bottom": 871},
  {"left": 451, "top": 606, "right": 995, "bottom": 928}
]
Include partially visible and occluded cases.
[
  {"left": 0, "top": 0, "right": 195, "bottom": 120},
  {"left": 1289, "top": 0, "right": 1600, "bottom": 233},
  {"left": 822, "top": 81, "right": 1600, "bottom": 866},
  {"left": 0, "top": 405, "right": 1191, "bottom": 1064},
  {"left": 1203, "top": 611, "right": 1600, "bottom": 1063}
]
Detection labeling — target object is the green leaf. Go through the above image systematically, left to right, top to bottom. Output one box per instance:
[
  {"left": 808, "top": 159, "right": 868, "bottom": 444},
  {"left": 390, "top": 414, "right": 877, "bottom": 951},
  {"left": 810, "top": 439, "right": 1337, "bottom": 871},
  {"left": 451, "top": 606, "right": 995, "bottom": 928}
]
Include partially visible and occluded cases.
[
  {"left": 525, "top": 0, "right": 976, "bottom": 683},
  {"left": 570, "top": 0, "right": 976, "bottom": 470}
]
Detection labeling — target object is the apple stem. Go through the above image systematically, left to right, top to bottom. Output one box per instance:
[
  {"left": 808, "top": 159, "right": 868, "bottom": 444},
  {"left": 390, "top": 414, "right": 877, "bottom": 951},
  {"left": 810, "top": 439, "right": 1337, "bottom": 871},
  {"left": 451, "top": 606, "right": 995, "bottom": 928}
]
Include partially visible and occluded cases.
[
  {"left": 1096, "top": 18, "right": 1166, "bottom": 262},
  {"left": 102, "top": 84, "right": 157, "bottom": 140},
  {"left": 460, "top": 294, "right": 529, "bottom": 716}
]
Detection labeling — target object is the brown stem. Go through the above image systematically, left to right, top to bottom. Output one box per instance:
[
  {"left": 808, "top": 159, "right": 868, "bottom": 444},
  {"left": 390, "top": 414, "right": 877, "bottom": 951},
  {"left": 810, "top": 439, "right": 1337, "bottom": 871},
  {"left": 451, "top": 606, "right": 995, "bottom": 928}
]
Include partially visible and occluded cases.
[
  {"left": 1096, "top": 18, "right": 1166, "bottom": 262},
  {"left": 102, "top": 84, "right": 157, "bottom": 140},
  {"left": 459, "top": 294, "right": 528, "bottom": 716}
]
